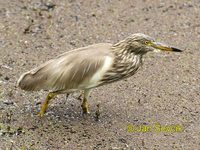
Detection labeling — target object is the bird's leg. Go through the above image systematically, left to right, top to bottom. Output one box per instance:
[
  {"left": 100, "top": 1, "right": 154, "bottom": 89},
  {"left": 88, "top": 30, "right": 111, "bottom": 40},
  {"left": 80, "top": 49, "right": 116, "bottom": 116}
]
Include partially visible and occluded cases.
[
  {"left": 81, "top": 89, "right": 91, "bottom": 114},
  {"left": 38, "top": 92, "right": 56, "bottom": 117},
  {"left": 81, "top": 97, "right": 89, "bottom": 114}
]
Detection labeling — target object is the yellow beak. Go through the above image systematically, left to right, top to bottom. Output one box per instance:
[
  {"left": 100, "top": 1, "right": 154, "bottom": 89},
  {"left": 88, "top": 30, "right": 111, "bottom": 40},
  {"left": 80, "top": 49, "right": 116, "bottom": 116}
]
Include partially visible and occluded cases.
[{"left": 152, "top": 42, "right": 183, "bottom": 52}]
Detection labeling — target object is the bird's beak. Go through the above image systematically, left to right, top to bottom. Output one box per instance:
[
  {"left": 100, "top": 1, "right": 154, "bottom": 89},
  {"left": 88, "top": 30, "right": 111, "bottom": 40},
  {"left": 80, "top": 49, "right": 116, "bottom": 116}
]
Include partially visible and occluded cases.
[{"left": 151, "top": 42, "right": 183, "bottom": 52}]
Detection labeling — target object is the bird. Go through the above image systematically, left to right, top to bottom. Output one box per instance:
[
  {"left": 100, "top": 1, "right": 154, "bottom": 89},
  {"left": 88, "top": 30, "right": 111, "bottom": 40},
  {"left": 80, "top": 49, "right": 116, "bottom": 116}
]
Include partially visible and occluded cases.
[{"left": 17, "top": 33, "right": 182, "bottom": 117}]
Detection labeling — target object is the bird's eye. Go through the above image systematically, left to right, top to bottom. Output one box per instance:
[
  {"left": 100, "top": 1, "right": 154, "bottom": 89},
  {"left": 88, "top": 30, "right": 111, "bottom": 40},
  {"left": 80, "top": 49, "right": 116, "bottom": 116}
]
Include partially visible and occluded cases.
[{"left": 145, "top": 41, "right": 151, "bottom": 45}]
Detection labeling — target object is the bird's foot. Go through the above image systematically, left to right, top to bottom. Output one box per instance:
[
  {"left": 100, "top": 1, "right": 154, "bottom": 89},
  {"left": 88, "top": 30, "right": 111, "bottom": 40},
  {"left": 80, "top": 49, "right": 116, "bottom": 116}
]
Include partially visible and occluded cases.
[
  {"left": 37, "top": 101, "right": 48, "bottom": 117},
  {"left": 37, "top": 104, "right": 47, "bottom": 117},
  {"left": 81, "top": 104, "right": 90, "bottom": 115},
  {"left": 82, "top": 107, "right": 90, "bottom": 115},
  {"left": 38, "top": 110, "right": 45, "bottom": 117}
]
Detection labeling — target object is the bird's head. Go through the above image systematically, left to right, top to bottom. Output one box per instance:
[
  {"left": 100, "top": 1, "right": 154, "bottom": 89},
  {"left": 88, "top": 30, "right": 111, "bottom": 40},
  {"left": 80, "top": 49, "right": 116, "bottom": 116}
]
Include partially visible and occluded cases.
[{"left": 115, "top": 33, "right": 183, "bottom": 55}]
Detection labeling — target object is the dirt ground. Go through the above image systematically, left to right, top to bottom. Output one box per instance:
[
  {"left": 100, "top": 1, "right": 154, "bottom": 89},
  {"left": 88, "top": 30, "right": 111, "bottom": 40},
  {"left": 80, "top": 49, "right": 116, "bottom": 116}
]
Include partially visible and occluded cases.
[{"left": 0, "top": 0, "right": 200, "bottom": 149}]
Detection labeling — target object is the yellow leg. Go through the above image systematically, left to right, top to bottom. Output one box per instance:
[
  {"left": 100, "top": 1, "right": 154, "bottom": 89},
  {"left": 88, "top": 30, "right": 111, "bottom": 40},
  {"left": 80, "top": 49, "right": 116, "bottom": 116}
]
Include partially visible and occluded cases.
[
  {"left": 81, "top": 89, "right": 91, "bottom": 114},
  {"left": 38, "top": 92, "right": 56, "bottom": 117},
  {"left": 81, "top": 97, "right": 89, "bottom": 114}
]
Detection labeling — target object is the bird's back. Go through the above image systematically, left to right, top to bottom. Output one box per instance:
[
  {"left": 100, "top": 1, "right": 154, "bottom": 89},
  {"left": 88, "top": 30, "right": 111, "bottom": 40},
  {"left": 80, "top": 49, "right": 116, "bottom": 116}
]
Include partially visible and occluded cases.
[{"left": 18, "top": 43, "right": 114, "bottom": 91}]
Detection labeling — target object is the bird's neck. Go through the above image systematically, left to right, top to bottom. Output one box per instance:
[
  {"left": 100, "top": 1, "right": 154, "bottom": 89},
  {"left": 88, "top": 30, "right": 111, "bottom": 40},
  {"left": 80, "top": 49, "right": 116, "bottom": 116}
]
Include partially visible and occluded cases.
[
  {"left": 111, "top": 43, "right": 143, "bottom": 63},
  {"left": 113, "top": 50, "right": 143, "bottom": 69}
]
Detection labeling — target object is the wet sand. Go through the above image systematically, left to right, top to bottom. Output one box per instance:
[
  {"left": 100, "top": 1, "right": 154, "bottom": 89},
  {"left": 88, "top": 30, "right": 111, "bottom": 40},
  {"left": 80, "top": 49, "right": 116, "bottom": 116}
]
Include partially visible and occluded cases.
[{"left": 0, "top": 0, "right": 200, "bottom": 149}]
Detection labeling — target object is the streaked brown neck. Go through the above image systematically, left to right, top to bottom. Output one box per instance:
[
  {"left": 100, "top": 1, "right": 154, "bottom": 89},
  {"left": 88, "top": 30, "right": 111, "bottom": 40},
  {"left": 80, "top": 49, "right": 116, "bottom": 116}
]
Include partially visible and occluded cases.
[{"left": 99, "top": 41, "right": 144, "bottom": 84}]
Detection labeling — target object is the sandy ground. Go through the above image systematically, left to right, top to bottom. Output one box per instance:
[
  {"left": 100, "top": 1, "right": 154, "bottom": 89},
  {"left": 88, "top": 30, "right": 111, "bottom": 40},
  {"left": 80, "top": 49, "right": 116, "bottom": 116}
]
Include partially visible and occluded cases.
[{"left": 0, "top": 0, "right": 200, "bottom": 149}]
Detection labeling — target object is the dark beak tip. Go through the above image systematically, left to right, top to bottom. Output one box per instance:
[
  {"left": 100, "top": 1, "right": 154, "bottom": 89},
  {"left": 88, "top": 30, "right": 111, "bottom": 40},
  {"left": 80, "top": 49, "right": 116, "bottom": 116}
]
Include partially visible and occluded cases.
[{"left": 172, "top": 47, "right": 183, "bottom": 52}]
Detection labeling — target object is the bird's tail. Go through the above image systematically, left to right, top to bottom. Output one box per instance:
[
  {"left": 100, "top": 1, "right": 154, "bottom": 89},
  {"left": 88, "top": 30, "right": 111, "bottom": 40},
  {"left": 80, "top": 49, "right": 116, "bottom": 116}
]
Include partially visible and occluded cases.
[
  {"left": 17, "top": 61, "right": 54, "bottom": 91},
  {"left": 17, "top": 70, "right": 48, "bottom": 91}
]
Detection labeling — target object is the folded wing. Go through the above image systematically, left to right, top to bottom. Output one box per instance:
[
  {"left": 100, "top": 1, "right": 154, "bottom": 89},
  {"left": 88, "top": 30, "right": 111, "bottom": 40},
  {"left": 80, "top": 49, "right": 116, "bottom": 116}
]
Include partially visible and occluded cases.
[{"left": 17, "top": 43, "right": 113, "bottom": 91}]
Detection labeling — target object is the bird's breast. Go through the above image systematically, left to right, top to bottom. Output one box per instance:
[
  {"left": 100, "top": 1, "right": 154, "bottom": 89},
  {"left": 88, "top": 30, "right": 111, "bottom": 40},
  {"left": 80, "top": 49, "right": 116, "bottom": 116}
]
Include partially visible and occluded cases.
[{"left": 83, "top": 56, "right": 114, "bottom": 89}]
